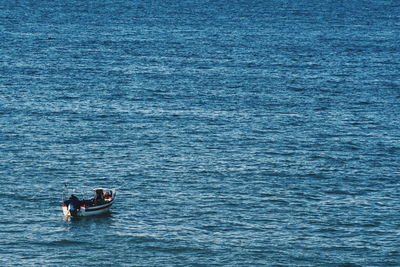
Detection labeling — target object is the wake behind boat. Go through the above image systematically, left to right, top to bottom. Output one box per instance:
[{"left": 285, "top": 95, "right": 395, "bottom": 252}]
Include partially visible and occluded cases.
[{"left": 62, "top": 187, "right": 116, "bottom": 217}]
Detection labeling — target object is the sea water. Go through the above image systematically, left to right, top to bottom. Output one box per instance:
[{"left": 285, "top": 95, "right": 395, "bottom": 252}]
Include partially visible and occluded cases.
[{"left": 0, "top": 0, "right": 399, "bottom": 266}]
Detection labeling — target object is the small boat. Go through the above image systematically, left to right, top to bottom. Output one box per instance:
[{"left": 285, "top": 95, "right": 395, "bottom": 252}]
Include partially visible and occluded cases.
[{"left": 62, "top": 187, "right": 116, "bottom": 217}]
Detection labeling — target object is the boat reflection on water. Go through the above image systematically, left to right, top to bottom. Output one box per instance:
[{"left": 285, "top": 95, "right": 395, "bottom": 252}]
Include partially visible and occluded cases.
[{"left": 62, "top": 211, "right": 114, "bottom": 222}]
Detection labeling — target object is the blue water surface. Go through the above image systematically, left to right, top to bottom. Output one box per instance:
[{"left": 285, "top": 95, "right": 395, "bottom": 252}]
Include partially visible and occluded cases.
[{"left": 1, "top": 0, "right": 400, "bottom": 266}]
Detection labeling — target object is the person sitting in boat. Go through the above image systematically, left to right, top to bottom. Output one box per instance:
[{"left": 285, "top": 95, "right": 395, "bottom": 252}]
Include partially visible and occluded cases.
[
  {"left": 94, "top": 189, "right": 105, "bottom": 205},
  {"left": 103, "top": 191, "right": 112, "bottom": 201},
  {"left": 64, "top": 194, "right": 80, "bottom": 205}
]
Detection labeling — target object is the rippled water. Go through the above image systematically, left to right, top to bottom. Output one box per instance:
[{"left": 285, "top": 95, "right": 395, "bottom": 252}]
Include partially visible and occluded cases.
[{"left": 1, "top": 0, "right": 400, "bottom": 266}]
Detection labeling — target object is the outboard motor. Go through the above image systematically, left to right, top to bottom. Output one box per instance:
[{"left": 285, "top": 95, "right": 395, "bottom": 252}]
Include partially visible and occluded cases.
[
  {"left": 65, "top": 194, "right": 81, "bottom": 217},
  {"left": 68, "top": 202, "right": 79, "bottom": 217}
]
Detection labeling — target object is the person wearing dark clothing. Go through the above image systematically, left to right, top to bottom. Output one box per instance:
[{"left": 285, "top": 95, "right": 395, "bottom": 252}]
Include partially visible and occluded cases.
[
  {"left": 94, "top": 189, "right": 104, "bottom": 205},
  {"left": 64, "top": 194, "right": 81, "bottom": 216}
]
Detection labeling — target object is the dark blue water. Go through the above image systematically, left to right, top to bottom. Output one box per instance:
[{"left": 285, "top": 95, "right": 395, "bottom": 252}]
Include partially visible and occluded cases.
[{"left": 1, "top": 0, "right": 400, "bottom": 266}]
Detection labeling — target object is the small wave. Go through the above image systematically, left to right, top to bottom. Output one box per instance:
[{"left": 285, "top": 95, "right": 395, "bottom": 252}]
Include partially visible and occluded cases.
[
  {"left": 55, "top": 96, "right": 79, "bottom": 101},
  {"left": 355, "top": 101, "right": 370, "bottom": 105},
  {"left": 324, "top": 189, "right": 350, "bottom": 195},
  {"left": 123, "top": 235, "right": 160, "bottom": 244},
  {"left": 32, "top": 239, "right": 90, "bottom": 247},
  {"left": 141, "top": 244, "right": 207, "bottom": 254},
  {"left": 338, "top": 263, "right": 363, "bottom": 267}
]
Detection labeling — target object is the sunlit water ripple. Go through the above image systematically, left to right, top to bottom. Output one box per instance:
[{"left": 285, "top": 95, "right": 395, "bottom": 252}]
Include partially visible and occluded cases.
[{"left": 1, "top": 0, "right": 399, "bottom": 266}]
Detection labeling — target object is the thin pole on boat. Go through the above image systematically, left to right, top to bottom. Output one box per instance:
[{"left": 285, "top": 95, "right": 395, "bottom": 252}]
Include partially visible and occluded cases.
[{"left": 62, "top": 184, "right": 68, "bottom": 201}]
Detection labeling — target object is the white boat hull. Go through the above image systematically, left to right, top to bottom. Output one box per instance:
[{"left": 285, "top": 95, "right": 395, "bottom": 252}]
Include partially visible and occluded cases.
[{"left": 62, "top": 201, "right": 114, "bottom": 217}]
